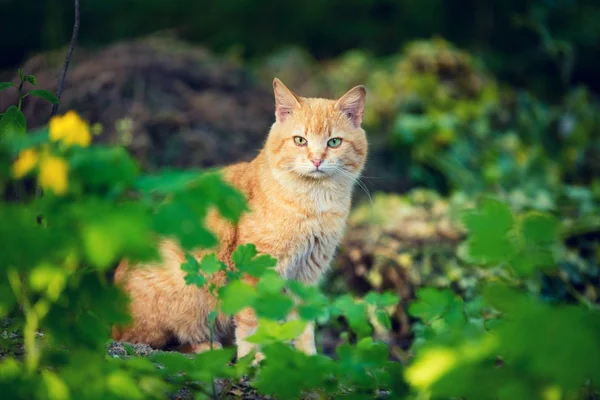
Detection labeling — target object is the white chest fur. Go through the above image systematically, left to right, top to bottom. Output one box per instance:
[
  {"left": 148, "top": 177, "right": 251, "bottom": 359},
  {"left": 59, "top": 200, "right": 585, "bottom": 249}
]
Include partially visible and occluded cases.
[{"left": 275, "top": 213, "right": 346, "bottom": 283}]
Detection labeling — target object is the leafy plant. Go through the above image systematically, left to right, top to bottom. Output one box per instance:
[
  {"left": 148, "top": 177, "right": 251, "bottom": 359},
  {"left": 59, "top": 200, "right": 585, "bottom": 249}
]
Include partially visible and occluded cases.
[
  {"left": 0, "top": 70, "right": 58, "bottom": 138},
  {"left": 0, "top": 106, "right": 405, "bottom": 399},
  {"left": 406, "top": 197, "right": 600, "bottom": 400}
]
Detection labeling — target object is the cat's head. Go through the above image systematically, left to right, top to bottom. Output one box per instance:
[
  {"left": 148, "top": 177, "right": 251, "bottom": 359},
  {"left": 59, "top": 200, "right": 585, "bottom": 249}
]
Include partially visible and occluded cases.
[{"left": 265, "top": 78, "right": 367, "bottom": 184}]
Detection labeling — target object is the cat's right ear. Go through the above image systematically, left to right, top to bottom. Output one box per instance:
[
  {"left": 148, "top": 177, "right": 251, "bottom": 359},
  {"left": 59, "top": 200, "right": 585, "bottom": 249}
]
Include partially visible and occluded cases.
[{"left": 273, "top": 78, "right": 301, "bottom": 123}]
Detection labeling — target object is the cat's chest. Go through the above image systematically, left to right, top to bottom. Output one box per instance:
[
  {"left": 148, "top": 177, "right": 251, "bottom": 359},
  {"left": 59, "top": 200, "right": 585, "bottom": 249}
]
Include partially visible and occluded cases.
[
  {"left": 237, "top": 187, "right": 351, "bottom": 283},
  {"left": 274, "top": 213, "right": 347, "bottom": 282}
]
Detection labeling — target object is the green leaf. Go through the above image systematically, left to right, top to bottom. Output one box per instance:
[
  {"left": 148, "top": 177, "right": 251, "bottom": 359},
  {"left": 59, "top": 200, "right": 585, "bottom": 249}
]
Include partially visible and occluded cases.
[
  {"left": 24, "top": 75, "right": 36, "bottom": 86},
  {"left": 0, "top": 82, "right": 14, "bottom": 92},
  {"left": 28, "top": 89, "right": 59, "bottom": 104},
  {"left": 0, "top": 105, "right": 26, "bottom": 136},
  {"left": 5, "top": 128, "right": 48, "bottom": 153},
  {"left": 69, "top": 146, "right": 139, "bottom": 192},
  {"left": 135, "top": 169, "right": 204, "bottom": 194},
  {"left": 194, "top": 172, "right": 248, "bottom": 222},
  {"left": 460, "top": 198, "right": 518, "bottom": 265},
  {"left": 152, "top": 201, "right": 217, "bottom": 250},
  {"left": 78, "top": 202, "right": 156, "bottom": 269},
  {"left": 0, "top": 205, "right": 68, "bottom": 270},
  {"left": 510, "top": 212, "right": 560, "bottom": 277},
  {"left": 521, "top": 212, "right": 559, "bottom": 245},
  {"left": 232, "top": 244, "right": 277, "bottom": 277},
  {"left": 199, "top": 253, "right": 227, "bottom": 275},
  {"left": 181, "top": 254, "right": 206, "bottom": 287},
  {"left": 257, "top": 270, "right": 286, "bottom": 294},
  {"left": 219, "top": 280, "right": 257, "bottom": 315},
  {"left": 0, "top": 281, "right": 16, "bottom": 318},
  {"left": 287, "top": 281, "right": 329, "bottom": 321},
  {"left": 483, "top": 284, "right": 600, "bottom": 390},
  {"left": 409, "top": 288, "right": 465, "bottom": 329},
  {"left": 409, "top": 288, "right": 451, "bottom": 323},
  {"left": 254, "top": 291, "right": 294, "bottom": 320},
  {"left": 364, "top": 291, "right": 400, "bottom": 307},
  {"left": 332, "top": 294, "right": 371, "bottom": 337},
  {"left": 375, "top": 309, "right": 392, "bottom": 330},
  {"left": 247, "top": 319, "right": 306, "bottom": 344},
  {"left": 336, "top": 338, "right": 391, "bottom": 388},
  {"left": 122, "top": 343, "right": 136, "bottom": 356},
  {"left": 253, "top": 343, "right": 334, "bottom": 399},
  {"left": 189, "top": 348, "right": 237, "bottom": 381},
  {"left": 150, "top": 352, "right": 193, "bottom": 371},
  {"left": 42, "top": 370, "right": 70, "bottom": 400},
  {"left": 106, "top": 371, "right": 144, "bottom": 399}
]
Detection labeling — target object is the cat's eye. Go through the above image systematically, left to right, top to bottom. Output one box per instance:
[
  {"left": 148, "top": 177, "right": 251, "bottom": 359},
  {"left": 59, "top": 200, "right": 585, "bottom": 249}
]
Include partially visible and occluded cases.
[
  {"left": 294, "top": 136, "right": 307, "bottom": 146},
  {"left": 327, "top": 138, "right": 343, "bottom": 148}
]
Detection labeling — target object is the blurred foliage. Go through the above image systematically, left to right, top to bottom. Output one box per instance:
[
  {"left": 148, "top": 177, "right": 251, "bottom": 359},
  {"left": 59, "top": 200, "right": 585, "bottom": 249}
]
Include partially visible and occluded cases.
[
  {"left": 335, "top": 189, "right": 600, "bottom": 355},
  {"left": 405, "top": 196, "right": 600, "bottom": 400}
]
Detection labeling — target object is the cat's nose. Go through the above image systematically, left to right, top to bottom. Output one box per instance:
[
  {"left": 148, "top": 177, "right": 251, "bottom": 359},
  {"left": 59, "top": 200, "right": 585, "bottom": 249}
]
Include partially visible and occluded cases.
[{"left": 311, "top": 158, "right": 323, "bottom": 168}]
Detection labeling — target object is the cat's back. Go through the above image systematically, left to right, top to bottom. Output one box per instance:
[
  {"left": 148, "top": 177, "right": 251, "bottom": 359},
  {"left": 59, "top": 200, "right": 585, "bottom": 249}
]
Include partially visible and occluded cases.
[{"left": 222, "top": 161, "right": 258, "bottom": 200}]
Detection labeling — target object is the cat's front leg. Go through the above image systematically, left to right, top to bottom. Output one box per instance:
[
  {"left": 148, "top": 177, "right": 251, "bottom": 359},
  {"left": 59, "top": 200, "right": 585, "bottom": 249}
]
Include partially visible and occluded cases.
[
  {"left": 234, "top": 306, "right": 264, "bottom": 364},
  {"left": 288, "top": 306, "right": 317, "bottom": 355},
  {"left": 295, "top": 321, "right": 316, "bottom": 355}
]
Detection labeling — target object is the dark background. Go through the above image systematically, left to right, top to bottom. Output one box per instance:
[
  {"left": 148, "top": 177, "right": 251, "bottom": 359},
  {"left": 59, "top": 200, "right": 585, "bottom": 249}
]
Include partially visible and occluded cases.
[{"left": 2, "top": 0, "right": 600, "bottom": 99}]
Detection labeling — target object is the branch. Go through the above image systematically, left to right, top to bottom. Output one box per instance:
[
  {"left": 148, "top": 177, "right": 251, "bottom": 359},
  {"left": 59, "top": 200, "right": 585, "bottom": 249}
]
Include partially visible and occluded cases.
[{"left": 51, "top": 0, "right": 80, "bottom": 117}]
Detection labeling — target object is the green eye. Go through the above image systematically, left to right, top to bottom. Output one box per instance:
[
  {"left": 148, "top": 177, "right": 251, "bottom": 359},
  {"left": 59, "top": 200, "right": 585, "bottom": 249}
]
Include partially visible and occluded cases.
[
  {"left": 294, "top": 136, "right": 307, "bottom": 146},
  {"left": 327, "top": 138, "right": 343, "bottom": 148}
]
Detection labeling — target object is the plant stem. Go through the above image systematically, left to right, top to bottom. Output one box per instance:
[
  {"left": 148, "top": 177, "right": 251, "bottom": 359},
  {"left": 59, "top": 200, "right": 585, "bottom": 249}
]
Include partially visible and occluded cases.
[
  {"left": 51, "top": 0, "right": 80, "bottom": 117},
  {"left": 17, "top": 81, "right": 24, "bottom": 111},
  {"left": 7, "top": 269, "right": 39, "bottom": 374},
  {"left": 209, "top": 319, "right": 218, "bottom": 399}
]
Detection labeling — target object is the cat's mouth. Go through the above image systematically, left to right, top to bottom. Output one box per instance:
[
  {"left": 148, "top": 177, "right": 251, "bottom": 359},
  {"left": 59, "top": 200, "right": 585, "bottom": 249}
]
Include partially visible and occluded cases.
[{"left": 307, "top": 169, "right": 327, "bottom": 179}]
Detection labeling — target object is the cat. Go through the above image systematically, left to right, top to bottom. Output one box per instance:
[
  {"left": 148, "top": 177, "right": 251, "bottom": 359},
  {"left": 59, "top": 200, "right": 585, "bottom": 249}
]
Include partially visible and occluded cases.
[{"left": 112, "top": 78, "right": 368, "bottom": 362}]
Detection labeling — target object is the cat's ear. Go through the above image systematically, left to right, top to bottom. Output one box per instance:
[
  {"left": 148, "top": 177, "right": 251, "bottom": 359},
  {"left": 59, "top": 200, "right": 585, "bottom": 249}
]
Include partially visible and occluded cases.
[
  {"left": 273, "top": 78, "right": 302, "bottom": 123},
  {"left": 335, "top": 85, "right": 366, "bottom": 128}
]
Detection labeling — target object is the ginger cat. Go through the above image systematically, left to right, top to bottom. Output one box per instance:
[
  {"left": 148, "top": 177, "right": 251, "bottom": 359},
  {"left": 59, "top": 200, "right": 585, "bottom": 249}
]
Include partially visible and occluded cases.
[{"left": 113, "top": 78, "right": 367, "bottom": 361}]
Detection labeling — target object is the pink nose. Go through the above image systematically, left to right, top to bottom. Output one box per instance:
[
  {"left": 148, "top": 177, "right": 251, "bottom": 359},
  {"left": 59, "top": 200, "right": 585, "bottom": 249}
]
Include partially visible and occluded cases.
[{"left": 311, "top": 159, "right": 323, "bottom": 167}]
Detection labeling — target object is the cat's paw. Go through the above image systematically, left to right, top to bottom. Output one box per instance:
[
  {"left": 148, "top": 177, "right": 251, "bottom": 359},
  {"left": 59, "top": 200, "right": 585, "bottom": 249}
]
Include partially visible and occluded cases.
[
  {"left": 295, "top": 338, "right": 317, "bottom": 355},
  {"left": 179, "top": 341, "right": 222, "bottom": 354},
  {"left": 251, "top": 351, "right": 265, "bottom": 367}
]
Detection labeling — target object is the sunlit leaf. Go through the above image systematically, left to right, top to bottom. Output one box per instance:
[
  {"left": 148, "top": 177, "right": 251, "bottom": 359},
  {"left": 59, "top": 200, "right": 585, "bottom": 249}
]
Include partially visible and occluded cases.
[
  {"left": 232, "top": 244, "right": 277, "bottom": 277},
  {"left": 219, "top": 280, "right": 257, "bottom": 315}
]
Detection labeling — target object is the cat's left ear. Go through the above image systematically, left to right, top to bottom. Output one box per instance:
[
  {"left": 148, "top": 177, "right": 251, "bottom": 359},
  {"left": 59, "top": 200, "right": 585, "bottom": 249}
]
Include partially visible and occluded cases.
[{"left": 335, "top": 85, "right": 366, "bottom": 128}]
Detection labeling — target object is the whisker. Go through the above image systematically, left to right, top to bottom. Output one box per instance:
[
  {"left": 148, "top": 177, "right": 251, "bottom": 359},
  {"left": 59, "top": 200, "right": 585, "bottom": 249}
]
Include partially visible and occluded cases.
[{"left": 333, "top": 166, "right": 374, "bottom": 210}]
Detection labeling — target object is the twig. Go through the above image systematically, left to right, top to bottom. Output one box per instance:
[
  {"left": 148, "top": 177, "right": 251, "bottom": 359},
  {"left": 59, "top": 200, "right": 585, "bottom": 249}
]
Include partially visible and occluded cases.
[{"left": 51, "top": 0, "right": 80, "bottom": 117}]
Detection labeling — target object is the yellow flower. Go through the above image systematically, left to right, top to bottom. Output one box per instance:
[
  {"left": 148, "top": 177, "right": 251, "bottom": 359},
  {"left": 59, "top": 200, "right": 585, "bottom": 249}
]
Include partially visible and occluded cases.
[
  {"left": 49, "top": 111, "right": 92, "bottom": 147},
  {"left": 12, "top": 149, "right": 39, "bottom": 178},
  {"left": 39, "top": 156, "right": 69, "bottom": 195}
]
